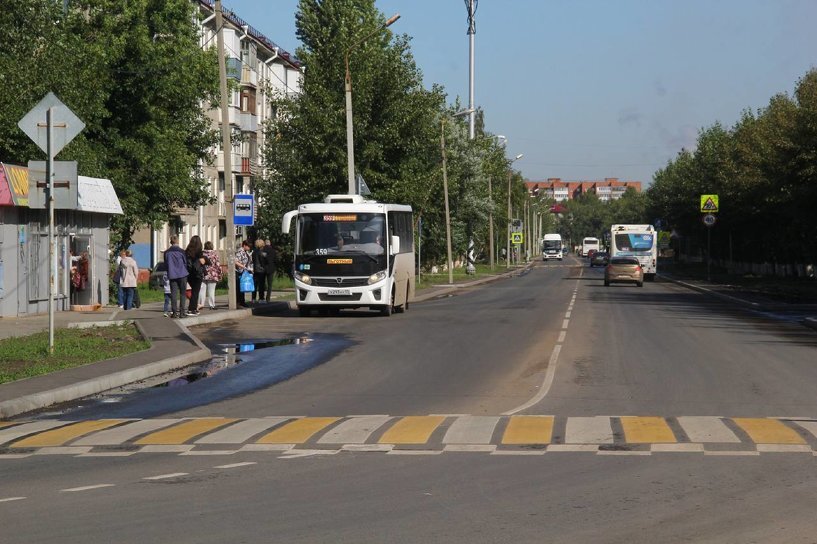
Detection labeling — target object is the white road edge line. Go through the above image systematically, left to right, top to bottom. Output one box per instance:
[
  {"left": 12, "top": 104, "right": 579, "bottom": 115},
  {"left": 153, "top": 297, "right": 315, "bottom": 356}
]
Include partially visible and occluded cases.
[
  {"left": 60, "top": 484, "right": 115, "bottom": 492},
  {"left": 0, "top": 497, "right": 26, "bottom": 503}
]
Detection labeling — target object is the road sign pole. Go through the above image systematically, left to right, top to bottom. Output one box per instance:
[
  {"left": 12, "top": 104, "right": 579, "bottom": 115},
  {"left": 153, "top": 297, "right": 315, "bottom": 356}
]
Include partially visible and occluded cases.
[
  {"left": 47, "top": 107, "right": 56, "bottom": 353},
  {"left": 707, "top": 225, "right": 711, "bottom": 283}
]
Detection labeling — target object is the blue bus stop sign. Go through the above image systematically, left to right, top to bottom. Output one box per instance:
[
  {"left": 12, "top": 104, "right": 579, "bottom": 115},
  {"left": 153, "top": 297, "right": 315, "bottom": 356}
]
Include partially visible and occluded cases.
[{"left": 234, "top": 194, "right": 254, "bottom": 226}]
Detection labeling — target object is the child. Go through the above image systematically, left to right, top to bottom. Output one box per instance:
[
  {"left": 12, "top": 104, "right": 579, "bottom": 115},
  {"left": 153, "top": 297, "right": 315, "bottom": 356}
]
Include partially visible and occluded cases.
[{"left": 161, "top": 267, "right": 171, "bottom": 317}]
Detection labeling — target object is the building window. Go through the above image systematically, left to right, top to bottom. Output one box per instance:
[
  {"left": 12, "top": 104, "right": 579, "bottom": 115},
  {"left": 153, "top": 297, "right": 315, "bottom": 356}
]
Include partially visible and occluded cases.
[{"left": 219, "top": 219, "right": 227, "bottom": 240}]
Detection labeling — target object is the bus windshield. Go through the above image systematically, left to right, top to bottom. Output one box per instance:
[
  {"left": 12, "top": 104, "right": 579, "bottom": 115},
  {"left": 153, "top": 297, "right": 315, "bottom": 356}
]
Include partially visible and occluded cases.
[
  {"left": 298, "top": 212, "right": 386, "bottom": 256},
  {"left": 614, "top": 233, "right": 654, "bottom": 254},
  {"left": 543, "top": 240, "right": 562, "bottom": 250}
]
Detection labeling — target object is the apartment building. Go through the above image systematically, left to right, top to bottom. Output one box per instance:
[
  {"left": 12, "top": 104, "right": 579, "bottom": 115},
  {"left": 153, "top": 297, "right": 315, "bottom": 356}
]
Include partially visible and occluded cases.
[
  {"left": 132, "top": 0, "right": 303, "bottom": 267},
  {"left": 525, "top": 178, "right": 641, "bottom": 202}
]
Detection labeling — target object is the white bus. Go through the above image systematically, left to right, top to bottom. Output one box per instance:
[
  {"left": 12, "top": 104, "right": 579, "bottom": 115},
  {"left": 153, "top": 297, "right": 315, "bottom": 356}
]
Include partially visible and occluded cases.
[
  {"left": 282, "top": 194, "right": 415, "bottom": 316},
  {"left": 609, "top": 224, "right": 657, "bottom": 280},
  {"left": 542, "top": 233, "right": 563, "bottom": 261},
  {"left": 581, "top": 237, "right": 600, "bottom": 257}
]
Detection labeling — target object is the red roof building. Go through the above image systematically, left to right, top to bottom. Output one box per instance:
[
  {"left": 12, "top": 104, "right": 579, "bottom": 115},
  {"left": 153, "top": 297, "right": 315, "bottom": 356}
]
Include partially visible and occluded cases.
[{"left": 525, "top": 178, "right": 641, "bottom": 201}]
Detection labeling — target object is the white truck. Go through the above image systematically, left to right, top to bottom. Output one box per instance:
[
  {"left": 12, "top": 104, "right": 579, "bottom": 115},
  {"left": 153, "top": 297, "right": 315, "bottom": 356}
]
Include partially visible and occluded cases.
[{"left": 542, "top": 233, "right": 563, "bottom": 261}]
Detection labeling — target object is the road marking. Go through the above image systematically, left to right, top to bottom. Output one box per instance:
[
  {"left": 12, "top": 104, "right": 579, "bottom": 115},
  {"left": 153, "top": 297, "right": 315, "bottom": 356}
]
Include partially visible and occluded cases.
[
  {"left": 565, "top": 311, "right": 572, "bottom": 319},
  {"left": 561, "top": 319, "right": 569, "bottom": 329},
  {"left": 557, "top": 331, "right": 566, "bottom": 343},
  {"left": 503, "top": 344, "right": 562, "bottom": 415},
  {"left": 318, "top": 415, "right": 392, "bottom": 444},
  {"left": 379, "top": 416, "right": 445, "bottom": 444},
  {"left": 443, "top": 416, "right": 500, "bottom": 445},
  {"left": 502, "top": 416, "right": 554, "bottom": 444},
  {"left": 565, "top": 416, "right": 614, "bottom": 444},
  {"left": 677, "top": 416, "right": 740, "bottom": 443},
  {"left": 196, "top": 417, "right": 290, "bottom": 444},
  {"left": 257, "top": 417, "right": 339, "bottom": 444},
  {"left": 620, "top": 417, "right": 677, "bottom": 443},
  {"left": 135, "top": 418, "right": 238, "bottom": 445},
  {"left": 732, "top": 418, "right": 806, "bottom": 444},
  {"left": 74, "top": 419, "right": 178, "bottom": 446},
  {"left": 0, "top": 420, "right": 75, "bottom": 446},
  {"left": 11, "top": 420, "right": 126, "bottom": 448},
  {"left": 792, "top": 420, "right": 817, "bottom": 440},
  {"left": 0, "top": 422, "right": 17, "bottom": 429},
  {"left": 651, "top": 443, "right": 704, "bottom": 453},
  {"left": 341, "top": 444, "right": 393, "bottom": 452},
  {"left": 547, "top": 444, "right": 599, "bottom": 452},
  {"left": 756, "top": 444, "right": 812, "bottom": 453},
  {"left": 139, "top": 445, "right": 193, "bottom": 453},
  {"left": 443, "top": 445, "right": 496, "bottom": 452},
  {"left": 33, "top": 446, "right": 92, "bottom": 455},
  {"left": 180, "top": 450, "right": 237, "bottom": 456},
  {"left": 214, "top": 462, "right": 257, "bottom": 469},
  {"left": 143, "top": 473, "right": 189, "bottom": 480},
  {"left": 60, "top": 484, "right": 115, "bottom": 493},
  {"left": 0, "top": 497, "right": 26, "bottom": 503}
]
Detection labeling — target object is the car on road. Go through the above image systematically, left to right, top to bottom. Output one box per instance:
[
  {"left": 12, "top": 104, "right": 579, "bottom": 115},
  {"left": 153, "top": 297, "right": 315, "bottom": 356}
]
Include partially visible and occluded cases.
[
  {"left": 586, "top": 249, "right": 598, "bottom": 260},
  {"left": 589, "top": 251, "right": 608, "bottom": 267},
  {"left": 604, "top": 256, "right": 644, "bottom": 287}
]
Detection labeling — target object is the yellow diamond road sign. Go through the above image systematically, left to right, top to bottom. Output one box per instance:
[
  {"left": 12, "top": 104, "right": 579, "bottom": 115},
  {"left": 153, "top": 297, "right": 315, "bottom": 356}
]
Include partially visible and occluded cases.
[
  {"left": 700, "top": 194, "right": 719, "bottom": 213},
  {"left": 511, "top": 232, "right": 523, "bottom": 244}
]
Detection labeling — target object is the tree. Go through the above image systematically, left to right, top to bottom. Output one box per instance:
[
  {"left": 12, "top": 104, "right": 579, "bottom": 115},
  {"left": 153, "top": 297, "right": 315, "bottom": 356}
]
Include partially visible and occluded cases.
[{"left": 0, "top": 0, "right": 220, "bottom": 248}]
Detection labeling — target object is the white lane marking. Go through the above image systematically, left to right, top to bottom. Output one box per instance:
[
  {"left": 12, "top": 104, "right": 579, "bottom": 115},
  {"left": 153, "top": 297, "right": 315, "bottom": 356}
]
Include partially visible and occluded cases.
[
  {"left": 565, "top": 311, "right": 572, "bottom": 319},
  {"left": 561, "top": 319, "right": 569, "bottom": 329},
  {"left": 557, "top": 331, "right": 566, "bottom": 343},
  {"left": 503, "top": 344, "right": 562, "bottom": 415},
  {"left": 318, "top": 415, "right": 392, "bottom": 444},
  {"left": 442, "top": 416, "right": 500, "bottom": 445},
  {"left": 565, "top": 416, "right": 614, "bottom": 444},
  {"left": 677, "top": 416, "right": 741, "bottom": 443},
  {"left": 196, "top": 417, "right": 290, "bottom": 444},
  {"left": 74, "top": 419, "right": 178, "bottom": 446},
  {"left": 0, "top": 420, "right": 71, "bottom": 445},
  {"left": 792, "top": 421, "right": 817, "bottom": 440},
  {"left": 239, "top": 444, "right": 293, "bottom": 452},
  {"left": 341, "top": 444, "right": 393, "bottom": 452},
  {"left": 547, "top": 444, "right": 599, "bottom": 452},
  {"left": 651, "top": 444, "right": 704, "bottom": 453},
  {"left": 756, "top": 444, "right": 812, "bottom": 453},
  {"left": 138, "top": 445, "right": 193, "bottom": 453},
  {"left": 443, "top": 445, "right": 496, "bottom": 452},
  {"left": 34, "top": 447, "right": 92, "bottom": 455},
  {"left": 279, "top": 449, "right": 339, "bottom": 459},
  {"left": 180, "top": 450, "right": 237, "bottom": 456},
  {"left": 386, "top": 450, "right": 443, "bottom": 456},
  {"left": 490, "top": 450, "right": 545, "bottom": 456},
  {"left": 598, "top": 450, "right": 651, "bottom": 456},
  {"left": 704, "top": 451, "right": 760, "bottom": 457},
  {"left": 77, "top": 452, "right": 135, "bottom": 458},
  {"left": 214, "top": 462, "right": 257, "bottom": 469},
  {"left": 143, "top": 473, "right": 189, "bottom": 481},
  {"left": 60, "top": 484, "right": 115, "bottom": 493},
  {"left": 0, "top": 497, "right": 26, "bottom": 503}
]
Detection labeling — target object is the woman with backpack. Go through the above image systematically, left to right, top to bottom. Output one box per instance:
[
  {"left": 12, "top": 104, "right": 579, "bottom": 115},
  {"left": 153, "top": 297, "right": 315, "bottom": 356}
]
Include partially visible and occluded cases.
[
  {"left": 184, "top": 235, "right": 209, "bottom": 316},
  {"left": 251, "top": 238, "right": 268, "bottom": 303}
]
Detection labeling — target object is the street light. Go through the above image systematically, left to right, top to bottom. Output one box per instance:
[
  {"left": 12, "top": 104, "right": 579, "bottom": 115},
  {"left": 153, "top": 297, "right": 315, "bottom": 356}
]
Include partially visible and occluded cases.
[
  {"left": 345, "top": 13, "right": 400, "bottom": 195},
  {"left": 440, "top": 108, "right": 474, "bottom": 284},
  {"left": 506, "top": 153, "right": 523, "bottom": 268}
]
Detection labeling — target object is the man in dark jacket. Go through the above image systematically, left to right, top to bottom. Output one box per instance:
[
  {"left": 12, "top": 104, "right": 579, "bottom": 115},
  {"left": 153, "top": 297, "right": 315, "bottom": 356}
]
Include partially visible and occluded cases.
[
  {"left": 164, "top": 235, "right": 189, "bottom": 318},
  {"left": 263, "top": 239, "right": 277, "bottom": 302}
]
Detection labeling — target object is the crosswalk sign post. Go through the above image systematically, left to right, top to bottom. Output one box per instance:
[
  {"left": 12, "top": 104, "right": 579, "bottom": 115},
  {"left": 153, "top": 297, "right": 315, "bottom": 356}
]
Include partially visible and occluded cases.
[
  {"left": 700, "top": 194, "right": 719, "bottom": 213},
  {"left": 511, "top": 232, "right": 523, "bottom": 245}
]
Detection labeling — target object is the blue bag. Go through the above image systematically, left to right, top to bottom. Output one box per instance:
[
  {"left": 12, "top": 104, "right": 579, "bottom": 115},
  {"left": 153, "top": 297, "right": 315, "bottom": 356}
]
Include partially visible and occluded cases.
[{"left": 239, "top": 270, "right": 255, "bottom": 293}]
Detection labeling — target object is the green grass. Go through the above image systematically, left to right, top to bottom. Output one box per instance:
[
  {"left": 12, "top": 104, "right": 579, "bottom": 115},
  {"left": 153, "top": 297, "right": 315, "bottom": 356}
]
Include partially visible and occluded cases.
[
  {"left": 417, "top": 263, "right": 513, "bottom": 290},
  {"left": 0, "top": 324, "right": 150, "bottom": 384}
]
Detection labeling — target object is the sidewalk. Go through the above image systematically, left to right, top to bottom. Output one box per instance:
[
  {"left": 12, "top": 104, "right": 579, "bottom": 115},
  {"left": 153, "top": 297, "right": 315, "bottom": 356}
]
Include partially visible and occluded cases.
[{"left": 0, "top": 266, "right": 531, "bottom": 419}]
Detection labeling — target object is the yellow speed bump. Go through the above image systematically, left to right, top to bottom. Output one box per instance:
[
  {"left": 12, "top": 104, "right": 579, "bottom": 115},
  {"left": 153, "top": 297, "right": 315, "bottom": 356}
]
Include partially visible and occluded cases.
[
  {"left": 379, "top": 416, "right": 446, "bottom": 444},
  {"left": 502, "top": 416, "right": 554, "bottom": 445},
  {"left": 256, "top": 417, "right": 339, "bottom": 444},
  {"left": 620, "top": 417, "right": 677, "bottom": 444},
  {"left": 135, "top": 418, "right": 237, "bottom": 445},
  {"left": 732, "top": 418, "right": 805, "bottom": 444},
  {"left": 12, "top": 420, "right": 126, "bottom": 448}
]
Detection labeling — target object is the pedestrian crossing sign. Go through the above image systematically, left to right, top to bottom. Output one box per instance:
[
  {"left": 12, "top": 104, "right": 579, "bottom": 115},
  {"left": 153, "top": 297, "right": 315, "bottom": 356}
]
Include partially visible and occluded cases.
[
  {"left": 700, "top": 194, "right": 719, "bottom": 213},
  {"left": 511, "top": 232, "right": 523, "bottom": 244}
]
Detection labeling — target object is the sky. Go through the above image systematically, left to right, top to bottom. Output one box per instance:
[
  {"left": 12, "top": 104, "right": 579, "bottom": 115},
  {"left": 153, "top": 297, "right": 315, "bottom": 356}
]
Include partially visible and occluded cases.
[{"left": 223, "top": 0, "right": 817, "bottom": 187}]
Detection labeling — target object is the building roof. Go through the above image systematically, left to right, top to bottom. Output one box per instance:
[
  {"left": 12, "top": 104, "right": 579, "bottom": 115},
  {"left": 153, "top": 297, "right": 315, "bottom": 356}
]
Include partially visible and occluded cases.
[{"left": 0, "top": 163, "right": 122, "bottom": 214}]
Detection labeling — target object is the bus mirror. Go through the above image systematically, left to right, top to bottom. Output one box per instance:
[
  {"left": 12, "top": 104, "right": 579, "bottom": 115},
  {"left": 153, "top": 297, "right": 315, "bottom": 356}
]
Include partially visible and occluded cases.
[{"left": 390, "top": 235, "right": 400, "bottom": 255}]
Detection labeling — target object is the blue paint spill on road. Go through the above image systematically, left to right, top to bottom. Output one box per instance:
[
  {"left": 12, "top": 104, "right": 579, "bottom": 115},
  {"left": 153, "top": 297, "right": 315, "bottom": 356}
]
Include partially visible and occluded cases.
[{"left": 54, "top": 333, "right": 352, "bottom": 420}]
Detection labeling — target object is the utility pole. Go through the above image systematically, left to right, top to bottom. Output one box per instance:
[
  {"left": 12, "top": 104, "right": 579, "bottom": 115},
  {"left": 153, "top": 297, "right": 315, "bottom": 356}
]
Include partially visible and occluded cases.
[
  {"left": 215, "top": 0, "right": 236, "bottom": 310},
  {"left": 466, "top": 0, "right": 476, "bottom": 140},
  {"left": 440, "top": 119, "right": 454, "bottom": 285},
  {"left": 506, "top": 169, "right": 512, "bottom": 269},
  {"left": 488, "top": 176, "right": 494, "bottom": 270}
]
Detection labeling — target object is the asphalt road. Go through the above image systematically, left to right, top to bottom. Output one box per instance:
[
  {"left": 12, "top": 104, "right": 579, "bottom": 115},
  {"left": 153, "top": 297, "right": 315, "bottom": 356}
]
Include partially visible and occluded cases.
[{"left": 4, "top": 255, "right": 817, "bottom": 543}]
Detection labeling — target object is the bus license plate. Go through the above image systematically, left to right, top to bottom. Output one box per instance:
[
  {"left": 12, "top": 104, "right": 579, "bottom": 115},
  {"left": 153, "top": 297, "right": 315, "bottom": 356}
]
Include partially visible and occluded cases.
[{"left": 327, "top": 288, "right": 351, "bottom": 296}]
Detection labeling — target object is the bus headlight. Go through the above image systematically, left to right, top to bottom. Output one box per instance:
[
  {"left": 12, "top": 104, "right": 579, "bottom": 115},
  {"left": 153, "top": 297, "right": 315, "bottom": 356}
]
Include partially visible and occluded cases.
[
  {"left": 294, "top": 271, "right": 312, "bottom": 285},
  {"left": 368, "top": 271, "right": 387, "bottom": 285}
]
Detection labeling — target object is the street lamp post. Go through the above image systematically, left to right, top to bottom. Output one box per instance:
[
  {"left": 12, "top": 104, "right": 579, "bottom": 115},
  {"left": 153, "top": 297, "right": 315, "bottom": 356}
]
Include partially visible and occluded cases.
[
  {"left": 345, "top": 13, "right": 400, "bottom": 195},
  {"left": 440, "top": 108, "right": 474, "bottom": 284},
  {"left": 506, "top": 153, "right": 523, "bottom": 268}
]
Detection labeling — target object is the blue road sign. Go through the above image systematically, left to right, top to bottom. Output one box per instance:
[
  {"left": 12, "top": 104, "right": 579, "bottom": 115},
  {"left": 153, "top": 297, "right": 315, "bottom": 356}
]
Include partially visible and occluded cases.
[{"left": 234, "top": 194, "right": 254, "bottom": 226}]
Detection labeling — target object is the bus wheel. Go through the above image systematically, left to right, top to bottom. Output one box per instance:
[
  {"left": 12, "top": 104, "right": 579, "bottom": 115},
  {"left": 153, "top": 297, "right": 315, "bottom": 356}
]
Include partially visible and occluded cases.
[
  {"left": 403, "top": 284, "right": 410, "bottom": 312},
  {"left": 381, "top": 288, "right": 395, "bottom": 316}
]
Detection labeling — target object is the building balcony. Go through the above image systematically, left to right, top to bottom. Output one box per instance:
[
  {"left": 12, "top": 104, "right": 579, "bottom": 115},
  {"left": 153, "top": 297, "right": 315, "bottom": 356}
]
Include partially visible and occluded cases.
[
  {"left": 226, "top": 57, "right": 241, "bottom": 81},
  {"left": 241, "top": 65, "right": 258, "bottom": 87},
  {"left": 239, "top": 111, "right": 258, "bottom": 133},
  {"left": 216, "top": 151, "right": 242, "bottom": 171}
]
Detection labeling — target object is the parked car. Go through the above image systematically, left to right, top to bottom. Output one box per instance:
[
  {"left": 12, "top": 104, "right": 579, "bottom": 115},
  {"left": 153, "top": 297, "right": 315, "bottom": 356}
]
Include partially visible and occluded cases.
[
  {"left": 590, "top": 251, "right": 608, "bottom": 267},
  {"left": 604, "top": 256, "right": 644, "bottom": 287}
]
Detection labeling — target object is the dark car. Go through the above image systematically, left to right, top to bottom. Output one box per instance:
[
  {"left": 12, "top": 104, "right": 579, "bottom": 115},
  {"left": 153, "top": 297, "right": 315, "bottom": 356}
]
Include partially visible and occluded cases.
[
  {"left": 586, "top": 249, "right": 597, "bottom": 260},
  {"left": 589, "top": 251, "right": 608, "bottom": 267},
  {"left": 604, "top": 256, "right": 644, "bottom": 287}
]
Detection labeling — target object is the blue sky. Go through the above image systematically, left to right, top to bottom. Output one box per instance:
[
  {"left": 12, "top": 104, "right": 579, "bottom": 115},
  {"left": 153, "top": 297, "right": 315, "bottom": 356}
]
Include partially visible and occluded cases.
[{"left": 224, "top": 0, "right": 816, "bottom": 187}]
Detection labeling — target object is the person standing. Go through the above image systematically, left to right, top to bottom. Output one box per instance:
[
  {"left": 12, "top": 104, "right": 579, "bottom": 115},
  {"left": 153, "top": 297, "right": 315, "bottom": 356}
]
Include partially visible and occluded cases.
[
  {"left": 164, "top": 235, "right": 188, "bottom": 318},
  {"left": 185, "top": 235, "right": 207, "bottom": 316},
  {"left": 251, "top": 239, "right": 267, "bottom": 303},
  {"left": 263, "top": 239, "right": 277, "bottom": 302},
  {"left": 234, "top": 240, "right": 252, "bottom": 307},
  {"left": 199, "top": 241, "right": 222, "bottom": 310},
  {"left": 114, "top": 249, "right": 126, "bottom": 308},
  {"left": 119, "top": 249, "right": 139, "bottom": 310}
]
